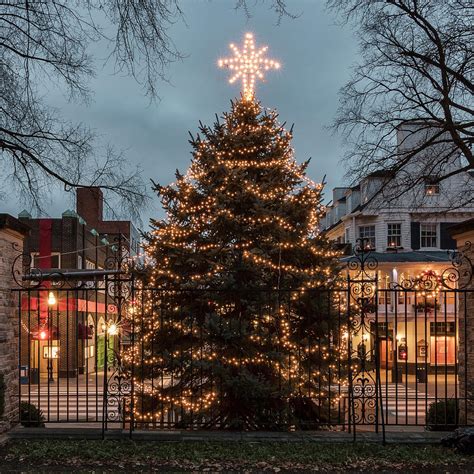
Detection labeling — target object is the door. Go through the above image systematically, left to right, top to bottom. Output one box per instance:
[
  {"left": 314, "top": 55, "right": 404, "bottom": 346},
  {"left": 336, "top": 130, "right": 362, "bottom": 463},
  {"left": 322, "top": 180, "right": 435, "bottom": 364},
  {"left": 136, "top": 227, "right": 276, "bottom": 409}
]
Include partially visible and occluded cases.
[{"left": 379, "top": 339, "right": 393, "bottom": 369}]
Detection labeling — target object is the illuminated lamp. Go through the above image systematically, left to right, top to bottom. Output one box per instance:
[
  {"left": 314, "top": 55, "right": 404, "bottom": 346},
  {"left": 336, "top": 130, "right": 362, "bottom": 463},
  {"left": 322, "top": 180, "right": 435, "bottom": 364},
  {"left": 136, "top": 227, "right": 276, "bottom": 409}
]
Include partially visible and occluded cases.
[{"left": 48, "top": 291, "right": 57, "bottom": 306}]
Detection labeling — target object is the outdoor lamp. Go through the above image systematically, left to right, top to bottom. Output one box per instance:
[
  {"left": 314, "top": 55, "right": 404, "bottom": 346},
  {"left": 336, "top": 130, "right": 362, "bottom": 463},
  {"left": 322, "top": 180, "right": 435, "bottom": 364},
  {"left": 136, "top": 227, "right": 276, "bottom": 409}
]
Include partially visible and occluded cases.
[
  {"left": 48, "top": 291, "right": 57, "bottom": 306},
  {"left": 101, "top": 321, "right": 119, "bottom": 335},
  {"left": 107, "top": 323, "right": 118, "bottom": 336}
]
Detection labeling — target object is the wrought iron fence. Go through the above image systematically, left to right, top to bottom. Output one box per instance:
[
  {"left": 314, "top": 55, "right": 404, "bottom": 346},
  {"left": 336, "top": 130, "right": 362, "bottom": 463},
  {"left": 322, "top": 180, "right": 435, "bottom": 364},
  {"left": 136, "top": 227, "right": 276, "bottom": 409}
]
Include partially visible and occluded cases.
[{"left": 12, "top": 239, "right": 474, "bottom": 437}]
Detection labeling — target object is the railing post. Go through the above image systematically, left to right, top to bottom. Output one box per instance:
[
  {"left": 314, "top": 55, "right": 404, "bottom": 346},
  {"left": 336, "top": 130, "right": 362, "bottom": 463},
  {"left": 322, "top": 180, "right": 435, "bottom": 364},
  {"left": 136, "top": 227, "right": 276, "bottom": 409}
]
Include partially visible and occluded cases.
[
  {"left": 0, "top": 215, "right": 29, "bottom": 433},
  {"left": 450, "top": 225, "right": 474, "bottom": 426},
  {"left": 374, "top": 272, "right": 386, "bottom": 444},
  {"left": 101, "top": 274, "right": 109, "bottom": 439},
  {"left": 346, "top": 274, "right": 355, "bottom": 439}
]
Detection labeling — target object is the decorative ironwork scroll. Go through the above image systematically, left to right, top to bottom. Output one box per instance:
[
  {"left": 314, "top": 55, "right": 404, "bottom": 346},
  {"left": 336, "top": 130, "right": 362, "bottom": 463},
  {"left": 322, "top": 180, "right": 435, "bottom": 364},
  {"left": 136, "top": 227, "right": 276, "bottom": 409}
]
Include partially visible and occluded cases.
[
  {"left": 12, "top": 235, "right": 135, "bottom": 434},
  {"left": 102, "top": 237, "right": 134, "bottom": 433},
  {"left": 346, "top": 238, "right": 383, "bottom": 433},
  {"left": 392, "top": 241, "right": 473, "bottom": 292}
]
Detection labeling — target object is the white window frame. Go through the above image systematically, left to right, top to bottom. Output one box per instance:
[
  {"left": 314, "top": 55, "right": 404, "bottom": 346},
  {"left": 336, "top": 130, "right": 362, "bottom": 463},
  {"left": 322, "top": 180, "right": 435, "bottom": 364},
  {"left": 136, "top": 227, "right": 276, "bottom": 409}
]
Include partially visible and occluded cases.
[
  {"left": 387, "top": 223, "right": 402, "bottom": 248},
  {"left": 420, "top": 223, "right": 438, "bottom": 249},
  {"left": 358, "top": 225, "right": 376, "bottom": 249},
  {"left": 30, "top": 252, "right": 61, "bottom": 269},
  {"left": 85, "top": 259, "right": 96, "bottom": 270}
]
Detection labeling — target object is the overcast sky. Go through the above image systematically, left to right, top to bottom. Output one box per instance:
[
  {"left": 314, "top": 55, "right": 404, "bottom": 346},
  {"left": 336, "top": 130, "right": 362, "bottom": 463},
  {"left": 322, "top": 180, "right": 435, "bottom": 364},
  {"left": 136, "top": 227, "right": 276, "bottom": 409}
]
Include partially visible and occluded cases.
[{"left": 2, "top": 0, "right": 358, "bottom": 231}]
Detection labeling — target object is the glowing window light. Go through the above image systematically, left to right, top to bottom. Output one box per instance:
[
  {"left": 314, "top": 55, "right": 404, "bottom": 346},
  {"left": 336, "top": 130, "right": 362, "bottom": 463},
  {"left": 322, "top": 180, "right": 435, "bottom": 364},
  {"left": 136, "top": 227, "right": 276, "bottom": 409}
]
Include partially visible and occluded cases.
[{"left": 218, "top": 32, "right": 281, "bottom": 101}]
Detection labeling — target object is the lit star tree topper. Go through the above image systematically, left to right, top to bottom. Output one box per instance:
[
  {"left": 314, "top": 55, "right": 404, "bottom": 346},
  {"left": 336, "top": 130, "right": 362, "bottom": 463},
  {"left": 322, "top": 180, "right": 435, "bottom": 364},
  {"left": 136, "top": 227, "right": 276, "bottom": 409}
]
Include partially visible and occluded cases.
[{"left": 218, "top": 32, "right": 281, "bottom": 101}]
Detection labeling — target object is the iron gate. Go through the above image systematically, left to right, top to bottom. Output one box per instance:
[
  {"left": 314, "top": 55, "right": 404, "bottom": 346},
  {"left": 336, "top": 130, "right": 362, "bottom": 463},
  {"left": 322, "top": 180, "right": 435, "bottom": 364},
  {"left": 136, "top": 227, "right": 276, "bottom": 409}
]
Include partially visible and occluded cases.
[{"left": 12, "top": 240, "right": 473, "bottom": 436}]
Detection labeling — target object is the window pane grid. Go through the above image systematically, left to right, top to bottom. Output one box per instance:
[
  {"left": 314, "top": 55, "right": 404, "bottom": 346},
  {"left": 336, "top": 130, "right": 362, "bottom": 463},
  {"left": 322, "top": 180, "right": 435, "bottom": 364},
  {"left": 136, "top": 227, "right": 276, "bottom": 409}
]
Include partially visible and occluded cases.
[
  {"left": 387, "top": 223, "right": 401, "bottom": 247},
  {"left": 420, "top": 223, "right": 437, "bottom": 248},
  {"left": 358, "top": 225, "right": 376, "bottom": 249}
]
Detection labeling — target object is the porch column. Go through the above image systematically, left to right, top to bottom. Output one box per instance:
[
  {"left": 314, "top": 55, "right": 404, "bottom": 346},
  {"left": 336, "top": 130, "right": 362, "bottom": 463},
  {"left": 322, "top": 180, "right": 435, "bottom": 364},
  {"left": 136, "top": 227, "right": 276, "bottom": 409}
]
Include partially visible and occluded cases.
[
  {"left": 0, "top": 214, "right": 29, "bottom": 433},
  {"left": 450, "top": 219, "right": 474, "bottom": 425}
]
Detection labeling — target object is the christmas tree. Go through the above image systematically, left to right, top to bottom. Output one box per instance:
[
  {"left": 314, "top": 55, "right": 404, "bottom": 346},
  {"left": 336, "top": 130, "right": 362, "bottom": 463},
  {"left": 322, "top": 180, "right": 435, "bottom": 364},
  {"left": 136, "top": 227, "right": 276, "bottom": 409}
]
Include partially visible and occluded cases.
[{"left": 125, "top": 34, "right": 345, "bottom": 429}]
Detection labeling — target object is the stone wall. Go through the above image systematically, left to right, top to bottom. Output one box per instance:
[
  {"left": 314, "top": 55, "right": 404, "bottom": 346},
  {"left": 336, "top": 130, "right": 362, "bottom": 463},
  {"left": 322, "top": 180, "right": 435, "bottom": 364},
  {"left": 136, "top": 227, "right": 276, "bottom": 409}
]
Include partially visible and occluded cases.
[
  {"left": 0, "top": 215, "right": 29, "bottom": 433},
  {"left": 451, "top": 220, "right": 474, "bottom": 425}
]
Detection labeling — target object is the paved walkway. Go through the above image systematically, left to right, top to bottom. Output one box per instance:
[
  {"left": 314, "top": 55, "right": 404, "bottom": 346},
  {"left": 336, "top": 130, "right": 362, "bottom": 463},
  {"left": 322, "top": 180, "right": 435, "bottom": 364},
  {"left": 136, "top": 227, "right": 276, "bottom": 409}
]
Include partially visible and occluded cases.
[
  {"left": 21, "top": 372, "right": 457, "bottom": 425},
  {"left": 381, "top": 384, "right": 433, "bottom": 423},
  {"left": 9, "top": 425, "right": 451, "bottom": 444}
]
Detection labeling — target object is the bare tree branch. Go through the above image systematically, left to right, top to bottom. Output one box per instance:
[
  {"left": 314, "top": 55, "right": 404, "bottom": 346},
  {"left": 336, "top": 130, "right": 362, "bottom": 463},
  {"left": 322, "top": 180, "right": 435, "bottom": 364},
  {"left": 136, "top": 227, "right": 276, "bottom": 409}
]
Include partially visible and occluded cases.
[
  {"left": 327, "top": 0, "right": 474, "bottom": 208},
  {"left": 1, "top": 1, "right": 185, "bottom": 220}
]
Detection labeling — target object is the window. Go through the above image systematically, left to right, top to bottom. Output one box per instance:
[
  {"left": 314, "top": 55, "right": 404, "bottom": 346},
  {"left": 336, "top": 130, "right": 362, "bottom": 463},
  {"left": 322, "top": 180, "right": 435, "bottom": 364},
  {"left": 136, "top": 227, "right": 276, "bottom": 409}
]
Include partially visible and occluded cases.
[
  {"left": 424, "top": 177, "right": 440, "bottom": 195},
  {"left": 361, "top": 182, "right": 368, "bottom": 203},
  {"left": 387, "top": 223, "right": 401, "bottom": 248},
  {"left": 420, "top": 223, "right": 438, "bottom": 248},
  {"left": 359, "top": 225, "right": 376, "bottom": 249},
  {"left": 345, "top": 227, "right": 350, "bottom": 244},
  {"left": 31, "top": 252, "right": 60, "bottom": 269},
  {"left": 378, "top": 274, "right": 392, "bottom": 305},
  {"left": 373, "top": 322, "right": 393, "bottom": 335},
  {"left": 430, "top": 322, "right": 456, "bottom": 336},
  {"left": 430, "top": 322, "right": 456, "bottom": 365},
  {"left": 84, "top": 345, "right": 95, "bottom": 359}
]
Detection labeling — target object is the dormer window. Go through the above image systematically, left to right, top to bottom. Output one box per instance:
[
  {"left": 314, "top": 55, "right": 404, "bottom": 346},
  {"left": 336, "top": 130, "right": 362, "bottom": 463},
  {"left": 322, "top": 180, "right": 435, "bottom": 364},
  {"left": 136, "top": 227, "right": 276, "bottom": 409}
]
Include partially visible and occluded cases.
[
  {"left": 424, "top": 177, "right": 440, "bottom": 195},
  {"left": 361, "top": 182, "right": 368, "bottom": 203}
]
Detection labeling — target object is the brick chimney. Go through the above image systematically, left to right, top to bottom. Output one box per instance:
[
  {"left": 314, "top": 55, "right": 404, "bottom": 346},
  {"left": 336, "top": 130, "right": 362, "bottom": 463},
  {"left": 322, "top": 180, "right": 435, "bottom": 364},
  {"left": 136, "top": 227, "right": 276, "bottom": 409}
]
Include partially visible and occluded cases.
[{"left": 76, "top": 187, "right": 103, "bottom": 226}]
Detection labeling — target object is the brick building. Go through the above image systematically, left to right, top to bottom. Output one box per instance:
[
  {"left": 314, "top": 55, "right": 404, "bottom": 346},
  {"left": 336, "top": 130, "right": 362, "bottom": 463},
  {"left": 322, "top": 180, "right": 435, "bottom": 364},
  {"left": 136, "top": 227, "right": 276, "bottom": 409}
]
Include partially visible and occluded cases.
[
  {"left": 18, "top": 188, "right": 139, "bottom": 380},
  {"left": 0, "top": 215, "right": 29, "bottom": 431}
]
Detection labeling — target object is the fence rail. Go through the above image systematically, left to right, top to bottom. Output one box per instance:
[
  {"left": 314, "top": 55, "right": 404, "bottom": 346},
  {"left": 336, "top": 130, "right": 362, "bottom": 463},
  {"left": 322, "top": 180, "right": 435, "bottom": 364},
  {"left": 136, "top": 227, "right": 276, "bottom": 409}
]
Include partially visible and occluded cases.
[
  {"left": 13, "top": 239, "right": 473, "bottom": 437},
  {"left": 15, "top": 284, "right": 472, "bottom": 434}
]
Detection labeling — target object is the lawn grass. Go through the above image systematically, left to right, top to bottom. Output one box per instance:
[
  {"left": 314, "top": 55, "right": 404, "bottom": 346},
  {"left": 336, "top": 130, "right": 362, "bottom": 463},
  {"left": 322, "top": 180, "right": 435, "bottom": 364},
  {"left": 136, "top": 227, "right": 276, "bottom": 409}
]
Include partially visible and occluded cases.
[{"left": 1, "top": 439, "right": 472, "bottom": 472}]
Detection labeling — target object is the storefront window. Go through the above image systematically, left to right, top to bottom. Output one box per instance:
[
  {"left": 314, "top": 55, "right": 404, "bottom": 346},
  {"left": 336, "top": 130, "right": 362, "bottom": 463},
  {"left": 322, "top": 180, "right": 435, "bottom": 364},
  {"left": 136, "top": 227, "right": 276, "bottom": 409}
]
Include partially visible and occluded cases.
[
  {"left": 430, "top": 321, "right": 456, "bottom": 365},
  {"left": 430, "top": 336, "right": 455, "bottom": 365}
]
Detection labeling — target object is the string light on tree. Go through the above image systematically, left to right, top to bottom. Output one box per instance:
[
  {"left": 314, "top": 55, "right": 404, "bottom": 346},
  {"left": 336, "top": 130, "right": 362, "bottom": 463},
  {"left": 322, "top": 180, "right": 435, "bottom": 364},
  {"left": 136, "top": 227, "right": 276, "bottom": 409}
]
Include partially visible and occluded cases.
[
  {"left": 218, "top": 32, "right": 281, "bottom": 101},
  {"left": 124, "top": 36, "right": 345, "bottom": 429}
]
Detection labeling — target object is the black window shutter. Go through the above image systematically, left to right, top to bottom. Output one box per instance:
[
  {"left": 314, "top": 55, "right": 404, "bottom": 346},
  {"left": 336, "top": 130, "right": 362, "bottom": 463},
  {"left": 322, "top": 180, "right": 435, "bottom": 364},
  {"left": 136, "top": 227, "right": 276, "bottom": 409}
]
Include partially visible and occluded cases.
[
  {"left": 411, "top": 222, "right": 420, "bottom": 250},
  {"left": 440, "top": 223, "right": 457, "bottom": 249}
]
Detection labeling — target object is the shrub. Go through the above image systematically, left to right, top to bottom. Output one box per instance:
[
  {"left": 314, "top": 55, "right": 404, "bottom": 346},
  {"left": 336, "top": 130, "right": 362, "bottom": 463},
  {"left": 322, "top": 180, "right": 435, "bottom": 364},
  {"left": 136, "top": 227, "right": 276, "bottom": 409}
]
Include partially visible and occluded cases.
[
  {"left": 426, "top": 399, "right": 458, "bottom": 431},
  {"left": 20, "top": 402, "right": 45, "bottom": 427},
  {"left": 442, "top": 428, "right": 474, "bottom": 454}
]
